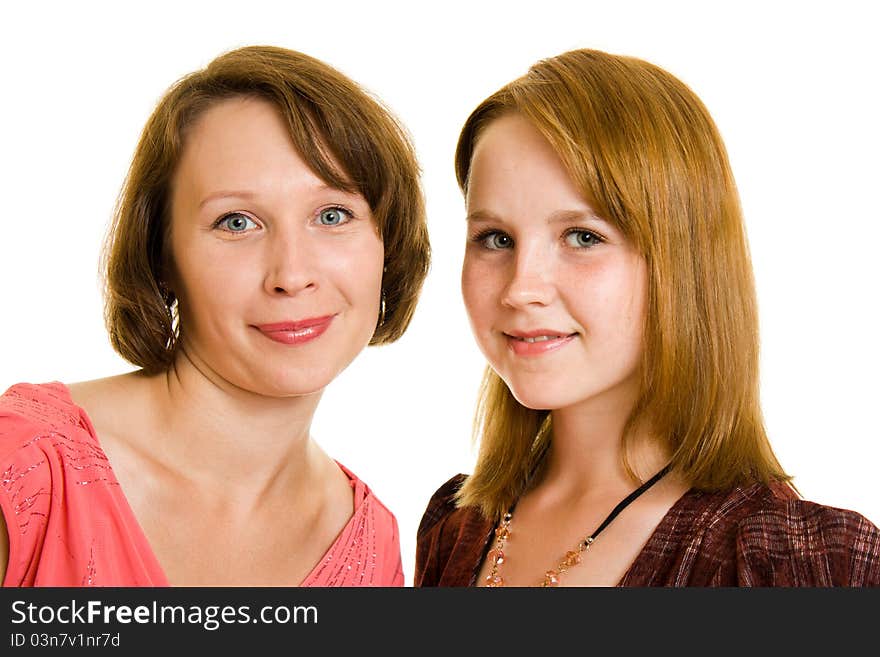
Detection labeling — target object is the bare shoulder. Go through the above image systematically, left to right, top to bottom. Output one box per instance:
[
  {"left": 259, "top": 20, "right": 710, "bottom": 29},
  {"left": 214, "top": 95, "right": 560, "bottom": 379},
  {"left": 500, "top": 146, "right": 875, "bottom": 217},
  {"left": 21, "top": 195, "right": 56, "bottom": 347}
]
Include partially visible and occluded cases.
[
  {"left": 66, "top": 372, "right": 143, "bottom": 411},
  {"left": 66, "top": 372, "right": 153, "bottom": 440},
  {"left": 316, "top": 447, "right": 358, "bottom": 521}
]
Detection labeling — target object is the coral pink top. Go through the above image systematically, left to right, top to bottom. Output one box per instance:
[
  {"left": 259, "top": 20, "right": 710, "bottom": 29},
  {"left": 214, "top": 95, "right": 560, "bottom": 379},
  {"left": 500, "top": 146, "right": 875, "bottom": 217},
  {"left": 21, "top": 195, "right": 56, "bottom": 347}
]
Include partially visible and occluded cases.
[{"left": 0, "top": 382, "right": 404, "bottom": 587}]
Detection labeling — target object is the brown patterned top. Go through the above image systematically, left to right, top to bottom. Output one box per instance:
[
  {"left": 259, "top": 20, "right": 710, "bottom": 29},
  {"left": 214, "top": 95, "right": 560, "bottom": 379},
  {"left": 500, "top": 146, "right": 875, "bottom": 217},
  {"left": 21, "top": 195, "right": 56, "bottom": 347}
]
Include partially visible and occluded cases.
[{"left": 415, "top": 474, "right": 880, "bottom": 587}]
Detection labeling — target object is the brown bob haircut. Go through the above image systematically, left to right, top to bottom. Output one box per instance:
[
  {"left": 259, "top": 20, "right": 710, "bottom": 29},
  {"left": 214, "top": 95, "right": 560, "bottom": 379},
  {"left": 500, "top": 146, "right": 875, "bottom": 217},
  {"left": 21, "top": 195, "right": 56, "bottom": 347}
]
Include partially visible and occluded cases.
[
  {"left": 103, "top": 45, "right": 430, "bottom": 373},
  {"left": 453, "top": 49, "right": 791, "bottom": 520}
]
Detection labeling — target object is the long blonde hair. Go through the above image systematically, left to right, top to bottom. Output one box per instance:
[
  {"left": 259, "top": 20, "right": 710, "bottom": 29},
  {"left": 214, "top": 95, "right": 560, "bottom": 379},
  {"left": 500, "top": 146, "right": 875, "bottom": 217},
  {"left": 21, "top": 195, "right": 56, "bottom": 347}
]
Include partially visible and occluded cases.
[{"left": 454, "top": 49, "right": 791, "bottom": 520}]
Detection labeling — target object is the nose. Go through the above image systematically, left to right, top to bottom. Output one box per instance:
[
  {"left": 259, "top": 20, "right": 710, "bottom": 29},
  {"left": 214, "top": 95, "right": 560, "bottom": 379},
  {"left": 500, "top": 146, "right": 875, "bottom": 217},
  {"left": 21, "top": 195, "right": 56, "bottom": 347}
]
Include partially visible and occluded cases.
[
  {"left": 263, "top": 231, "right": 318, "bottom": 296},
  {"left": 501, "top": 243, "right": 555, "bottom": 308}
]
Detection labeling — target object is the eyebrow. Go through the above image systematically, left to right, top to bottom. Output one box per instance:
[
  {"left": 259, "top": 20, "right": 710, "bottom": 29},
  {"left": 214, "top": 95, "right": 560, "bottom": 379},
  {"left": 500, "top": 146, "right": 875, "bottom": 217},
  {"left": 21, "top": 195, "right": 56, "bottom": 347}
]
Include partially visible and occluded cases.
[
  {"left": 198, "top": 185, "right": 365, "bottom": 211},
  {"left": 198, "top": 191, "right": 257, "bottom": 210},
  {"left": 464, "top": 209, "right": 498, "bottom": 224},
  {"left": 465, "top": 209, "right": 603, "bottom": 224}
]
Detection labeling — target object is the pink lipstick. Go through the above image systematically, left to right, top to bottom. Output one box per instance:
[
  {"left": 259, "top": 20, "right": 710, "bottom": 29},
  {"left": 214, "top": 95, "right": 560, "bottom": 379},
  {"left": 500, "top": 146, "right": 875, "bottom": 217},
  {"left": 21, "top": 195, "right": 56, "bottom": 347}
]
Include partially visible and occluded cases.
[
  {"left": 255, "top": 315, "right": 335, "bottom": 345},
  {"left": 504, "top": 329, "right": 577, "bottom": 356}
]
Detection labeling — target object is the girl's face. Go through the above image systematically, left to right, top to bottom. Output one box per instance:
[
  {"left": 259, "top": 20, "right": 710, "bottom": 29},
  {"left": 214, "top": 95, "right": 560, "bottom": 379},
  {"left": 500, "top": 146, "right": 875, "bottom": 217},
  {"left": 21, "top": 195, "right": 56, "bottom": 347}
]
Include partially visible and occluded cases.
[
  {"left": 168, "top": 96, "right": 384, "bottom": 398},
  {"left": 461, "top": 114, "right": 648, "bottom": 414}
]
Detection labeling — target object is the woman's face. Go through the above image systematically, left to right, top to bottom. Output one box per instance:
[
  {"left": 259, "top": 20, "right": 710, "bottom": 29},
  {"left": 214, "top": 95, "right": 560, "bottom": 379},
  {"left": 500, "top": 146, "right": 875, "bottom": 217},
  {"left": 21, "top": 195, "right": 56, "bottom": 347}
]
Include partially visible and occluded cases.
[
  {"left": 168, "top": 96, "right": 384, "bottom": 397},
  {"left": 461, "top": 114, "right": 647, "bottom": 413}
]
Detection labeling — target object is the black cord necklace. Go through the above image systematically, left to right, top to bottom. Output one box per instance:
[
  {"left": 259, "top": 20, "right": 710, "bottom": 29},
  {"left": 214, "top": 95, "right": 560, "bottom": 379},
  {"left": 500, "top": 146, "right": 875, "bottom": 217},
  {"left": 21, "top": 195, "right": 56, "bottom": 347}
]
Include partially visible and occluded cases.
[{"left": 483, "top": 463, "right": 672, "bottom": 587}]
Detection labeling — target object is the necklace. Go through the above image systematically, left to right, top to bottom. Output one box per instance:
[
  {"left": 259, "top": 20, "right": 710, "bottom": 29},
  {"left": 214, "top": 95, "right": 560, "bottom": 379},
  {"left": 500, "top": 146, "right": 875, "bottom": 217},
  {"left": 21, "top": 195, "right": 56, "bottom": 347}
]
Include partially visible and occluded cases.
[{"left": 483, "top": 464, "right": 671, "bottom": 587}]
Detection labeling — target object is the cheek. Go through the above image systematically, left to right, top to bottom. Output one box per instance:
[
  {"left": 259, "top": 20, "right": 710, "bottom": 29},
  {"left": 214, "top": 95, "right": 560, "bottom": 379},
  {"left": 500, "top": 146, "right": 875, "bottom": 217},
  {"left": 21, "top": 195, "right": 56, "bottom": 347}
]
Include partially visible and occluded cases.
[
  {"left": 332, "top": 234, "right": 384, "bottom": 304},
  {"left": 171, "top": 243, "right": 256, "bottom": 328},
  {"left": 178, "top": 243, "right": 239, "bottom": 286},
  {"left": 461, "top": 256, "right": 497, "bottom": 328},
  {"left": 558, "top": 256, "right": 647, "bottom": 352},
  {"left": 617, "top": 258, "right": 648, "bottom": 329},
  {"left": 590, "top": 259, "right": 647, "bottom": 344},
  {"left": 174, "top": 265, "right": 238, "bottom": 332}
]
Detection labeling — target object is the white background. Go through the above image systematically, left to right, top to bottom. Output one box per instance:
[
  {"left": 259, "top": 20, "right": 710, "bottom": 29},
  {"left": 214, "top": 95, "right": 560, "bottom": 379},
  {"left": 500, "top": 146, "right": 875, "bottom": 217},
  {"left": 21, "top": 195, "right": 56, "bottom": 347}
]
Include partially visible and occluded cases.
[{"left": 1, "top": 0, "right": 877, "bottom": 584}]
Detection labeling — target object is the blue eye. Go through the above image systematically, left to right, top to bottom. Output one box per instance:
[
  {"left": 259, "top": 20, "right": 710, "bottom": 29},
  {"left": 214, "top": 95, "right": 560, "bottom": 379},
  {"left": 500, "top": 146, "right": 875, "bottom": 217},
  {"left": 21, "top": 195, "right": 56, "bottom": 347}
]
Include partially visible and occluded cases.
[
  {"left": 318, "top": 207, "right": 352, "bottom": 226},
  {"left": 217, "top": 212, "right": 257, "bottom": 232},
  {"left": 564, "top": 230, "right": 602, "bottom": 248},
  {"left": 475, "top": 231, "right": 513, "bottom": 250}
]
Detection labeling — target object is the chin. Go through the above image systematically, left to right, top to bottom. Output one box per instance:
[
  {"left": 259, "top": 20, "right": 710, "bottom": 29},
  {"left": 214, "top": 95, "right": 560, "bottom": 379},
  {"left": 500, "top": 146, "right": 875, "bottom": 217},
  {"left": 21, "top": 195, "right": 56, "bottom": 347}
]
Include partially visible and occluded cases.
[
  {"left": 245, "top": 365, "right": 340, "bottom": 398},
  {"left": 502, "top": 377, "right": 582, "bottom": 411},
  {"left": 267, "top": 382, "right": 330, "bottom": 398}
]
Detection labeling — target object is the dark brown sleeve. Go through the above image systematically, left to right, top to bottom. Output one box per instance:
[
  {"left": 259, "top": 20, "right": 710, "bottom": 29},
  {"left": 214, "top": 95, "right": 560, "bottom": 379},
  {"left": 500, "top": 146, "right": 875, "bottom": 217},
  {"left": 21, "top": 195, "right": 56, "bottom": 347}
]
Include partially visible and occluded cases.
[
  {"left": 414, "top": 475, "right": 467, "bottom": 587},
  {"left": 414, "top": 475, "right": 497, "bottom": 587}
]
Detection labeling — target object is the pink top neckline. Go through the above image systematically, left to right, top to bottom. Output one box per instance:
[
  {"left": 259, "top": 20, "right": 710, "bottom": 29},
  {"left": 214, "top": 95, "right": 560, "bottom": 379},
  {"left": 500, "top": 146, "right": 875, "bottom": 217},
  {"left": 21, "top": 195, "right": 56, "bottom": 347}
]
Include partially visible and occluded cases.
[{"left": 61, "top": 382, "right": 369, "bottom": 587}]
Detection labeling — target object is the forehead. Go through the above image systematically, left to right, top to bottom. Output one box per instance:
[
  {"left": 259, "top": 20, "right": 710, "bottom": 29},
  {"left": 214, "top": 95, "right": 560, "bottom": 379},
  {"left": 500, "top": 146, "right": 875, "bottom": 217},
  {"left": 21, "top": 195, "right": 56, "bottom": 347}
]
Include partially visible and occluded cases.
[
  {"left": 168, "top": 96, "right": 372, "bottom": 220},
  {"left": 174, "top": 97, "right": 314, "bottom": 189},
  {"left": 467, "top": 114, "right": 591, "bottom": 216},
  {"left": 472, "top": 114, "right": 559, "bottom": 164}
]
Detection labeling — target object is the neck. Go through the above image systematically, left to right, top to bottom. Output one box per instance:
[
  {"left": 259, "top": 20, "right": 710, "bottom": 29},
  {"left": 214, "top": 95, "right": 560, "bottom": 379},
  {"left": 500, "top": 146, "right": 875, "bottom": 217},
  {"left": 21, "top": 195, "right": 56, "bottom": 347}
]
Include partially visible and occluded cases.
[
  {"left": 139, "top": 352, "right": 326, "bottom": 499},
  {"left": 543, "top": 385, "right": 669, "bottom": 497}
]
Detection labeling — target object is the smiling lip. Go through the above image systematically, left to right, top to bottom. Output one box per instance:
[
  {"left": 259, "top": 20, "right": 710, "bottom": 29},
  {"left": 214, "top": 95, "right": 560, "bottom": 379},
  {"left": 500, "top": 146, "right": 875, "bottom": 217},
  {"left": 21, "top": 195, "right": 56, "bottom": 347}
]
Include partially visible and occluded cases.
[
  {"left": 254, "top": 315, "right": 335, "bottom": 345},
  {"left": 504, "top": 329, "right": 578, "bottom": 356}
]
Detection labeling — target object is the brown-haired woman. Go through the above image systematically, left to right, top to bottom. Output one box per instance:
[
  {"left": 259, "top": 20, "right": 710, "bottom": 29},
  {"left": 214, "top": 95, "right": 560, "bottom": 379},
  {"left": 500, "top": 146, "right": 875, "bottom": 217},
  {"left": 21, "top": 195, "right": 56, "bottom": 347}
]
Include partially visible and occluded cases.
[
  {"left": 0, "top": 45, "right": 429, "bottom": 586},
  {"left": 415, "top": 48, "right": 879, "bottom": 587}
]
